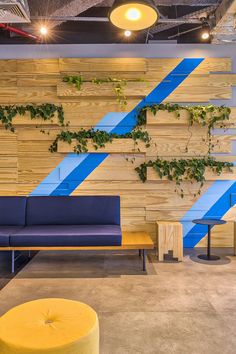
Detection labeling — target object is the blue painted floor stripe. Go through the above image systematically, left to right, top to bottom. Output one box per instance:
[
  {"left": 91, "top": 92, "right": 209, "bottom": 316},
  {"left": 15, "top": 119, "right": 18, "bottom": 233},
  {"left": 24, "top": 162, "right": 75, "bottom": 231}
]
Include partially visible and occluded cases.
[{"left": 30, "top": 58, "right": 204, "bottom": 196}]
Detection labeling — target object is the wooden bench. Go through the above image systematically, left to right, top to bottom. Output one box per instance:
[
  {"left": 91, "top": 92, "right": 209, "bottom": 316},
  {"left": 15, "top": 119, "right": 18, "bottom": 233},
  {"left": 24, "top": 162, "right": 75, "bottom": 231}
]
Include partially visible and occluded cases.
[{"left": 0, "top": 231, "right": 154, "bottom": 273}]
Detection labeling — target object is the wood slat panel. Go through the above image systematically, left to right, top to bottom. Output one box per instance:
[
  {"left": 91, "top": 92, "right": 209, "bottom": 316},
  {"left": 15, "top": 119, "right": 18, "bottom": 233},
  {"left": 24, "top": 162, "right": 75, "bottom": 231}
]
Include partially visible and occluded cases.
[
  {"left": 0, "top": 56, "right": 233, "bottom": 248},
  {"left": 59, "top": 58, "right": 147, "bottom": 72},
  {"left": 194, "top": 58, "right": 232, "bottom": 73},
  {"left": 17, "top": 59, "right": 59, "bottom": 73},
  {"left": 0, "top": 60, "right": 17, "bottom": 72},
  {"left": 17, "top": 74, "right": 60, "bottom": 87},
  {"left": 57, "top": 81, "right": 152, "bottom": 98},
  {"left": 167, "top": 85, "right": 231, "bottom": 102},
  {"left": 147, "top": 109, "right": 236, "bottom": 127},
  {"left": 147, "top": 135, "right": 231, "bottom": 156},
  {"left": 57, "top": 139, "right": 146, "bottom": 154},
  {"left": 147, "top": 167, "right": 236, "bottom": 182}
]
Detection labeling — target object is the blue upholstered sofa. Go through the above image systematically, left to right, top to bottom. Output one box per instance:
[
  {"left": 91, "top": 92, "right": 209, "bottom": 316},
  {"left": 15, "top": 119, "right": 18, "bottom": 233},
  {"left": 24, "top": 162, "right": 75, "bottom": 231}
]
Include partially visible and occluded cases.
[{"left": 0, "top": 196, "right": 122, "bottom": 272}]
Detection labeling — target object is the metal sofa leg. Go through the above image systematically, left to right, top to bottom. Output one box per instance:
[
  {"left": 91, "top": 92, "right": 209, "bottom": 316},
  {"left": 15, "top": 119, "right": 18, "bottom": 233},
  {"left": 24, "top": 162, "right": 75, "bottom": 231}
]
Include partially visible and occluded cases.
[
  {"left": 139, "top": 249, "right": 141, "bottom": 257},
  {"left": 142, "top": 249, "right": 146, "bottom": 272},
  {"left": 11, "top": 250, "right": 15, "bottom": 274},
  {"left": 28, "top": 251, "right": 31, "bottom": 259}
]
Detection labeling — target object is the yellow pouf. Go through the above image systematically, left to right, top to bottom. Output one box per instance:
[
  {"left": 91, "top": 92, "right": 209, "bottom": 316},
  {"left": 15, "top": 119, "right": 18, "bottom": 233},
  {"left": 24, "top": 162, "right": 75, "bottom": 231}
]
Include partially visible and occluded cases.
[{"left": 0, "top": 298, "right": 99, "bottom": 354}]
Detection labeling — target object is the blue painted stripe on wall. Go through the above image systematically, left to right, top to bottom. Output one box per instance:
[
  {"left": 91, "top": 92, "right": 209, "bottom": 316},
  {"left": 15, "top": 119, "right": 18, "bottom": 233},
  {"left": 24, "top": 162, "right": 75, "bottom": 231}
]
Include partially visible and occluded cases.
[
  {"left": 30, "top": 58, "right": 204, "bottom": 197},
  {"left": 30, "top": 153, "right": 89, "bottom": 196},
  {"left": 50, "top": 153, "right": 108, "bottom": 196},
  {"left": 183, "top": 180, "right": 236, "bottom": 247}
]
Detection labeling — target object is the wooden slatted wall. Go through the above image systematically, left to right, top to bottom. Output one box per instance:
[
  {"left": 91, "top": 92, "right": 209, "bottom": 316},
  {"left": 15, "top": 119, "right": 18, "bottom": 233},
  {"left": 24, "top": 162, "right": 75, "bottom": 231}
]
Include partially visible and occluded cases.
[{"left": 1, "top": 57, "right": 236, "bottom": 247}]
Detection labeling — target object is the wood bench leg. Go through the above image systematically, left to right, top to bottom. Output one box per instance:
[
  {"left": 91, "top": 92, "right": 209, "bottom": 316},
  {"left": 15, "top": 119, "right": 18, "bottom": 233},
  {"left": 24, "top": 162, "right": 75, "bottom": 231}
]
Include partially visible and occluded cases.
[
  {"left": 142, "top": 249, "right": 146, "bottom": 272},
  {"left": 11, "top": 250, "right": 15, "bottom": 274}
]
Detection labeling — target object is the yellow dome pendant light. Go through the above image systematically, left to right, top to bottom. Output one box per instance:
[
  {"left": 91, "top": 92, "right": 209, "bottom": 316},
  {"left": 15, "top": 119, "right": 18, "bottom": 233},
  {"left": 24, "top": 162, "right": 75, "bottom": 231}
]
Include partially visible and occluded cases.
[{"left": 109, "top": 0, "right": 159, "bottom": 31}]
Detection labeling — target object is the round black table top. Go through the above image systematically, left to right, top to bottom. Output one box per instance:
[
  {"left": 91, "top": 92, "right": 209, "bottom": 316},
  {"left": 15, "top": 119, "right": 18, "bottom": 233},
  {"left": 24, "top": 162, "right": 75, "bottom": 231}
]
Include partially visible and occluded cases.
[{"left": 193, "top": 219, "right": 226, "bottom": 226}]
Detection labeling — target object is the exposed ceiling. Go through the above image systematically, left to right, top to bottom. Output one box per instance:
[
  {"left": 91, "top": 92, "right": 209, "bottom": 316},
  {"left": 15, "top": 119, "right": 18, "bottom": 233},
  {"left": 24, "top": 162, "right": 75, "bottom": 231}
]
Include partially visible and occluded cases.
[{"left": 0, "top": 0, "right": 236, "bottom": 44}]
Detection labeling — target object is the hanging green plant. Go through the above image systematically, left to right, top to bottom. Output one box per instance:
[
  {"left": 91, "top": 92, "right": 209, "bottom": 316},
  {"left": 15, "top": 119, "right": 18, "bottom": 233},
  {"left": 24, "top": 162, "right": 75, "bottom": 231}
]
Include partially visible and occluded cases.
[
  {"left": 63, "top": 75, "right": 144, "bottom": 109},
  {"left": 0, "top": 103, "right": 65, "bottom": 132},
  {"left": 137, "top": 103, "right": 231, "bottom": 153},
  {"left": 49, "top": 126, "right": 151, "bottom": 154},
  {"left": 135, "top": 157, "right": 233, "bottom": 198}
]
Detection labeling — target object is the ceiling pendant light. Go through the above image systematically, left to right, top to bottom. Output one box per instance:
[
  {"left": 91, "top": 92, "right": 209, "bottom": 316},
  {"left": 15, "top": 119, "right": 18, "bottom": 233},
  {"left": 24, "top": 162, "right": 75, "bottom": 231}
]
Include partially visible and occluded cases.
[{"left": 109, "top": 0, "right": 159, "bottom": 31}]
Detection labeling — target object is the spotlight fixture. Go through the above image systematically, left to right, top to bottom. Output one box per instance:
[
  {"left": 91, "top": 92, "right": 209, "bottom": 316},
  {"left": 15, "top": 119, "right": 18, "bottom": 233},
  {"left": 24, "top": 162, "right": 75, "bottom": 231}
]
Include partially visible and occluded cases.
[
  {"left": 109, "top": 0, "right": 159, "bottom": 31},
  {"left": 201, "top": 20, "right": 210, "bottom": 41},
  {"left": 39, "top": 26, "right": 48, "bottom": 36},
  {"left": 124, "top": 30, "right": 132, "bottom": 37}
]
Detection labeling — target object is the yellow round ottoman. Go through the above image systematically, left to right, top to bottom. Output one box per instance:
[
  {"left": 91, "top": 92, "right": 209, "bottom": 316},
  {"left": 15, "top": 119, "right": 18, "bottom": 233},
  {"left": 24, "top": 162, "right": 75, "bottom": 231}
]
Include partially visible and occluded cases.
[{"left": 0, "top": 298, "right": 99, "bottom": 354}]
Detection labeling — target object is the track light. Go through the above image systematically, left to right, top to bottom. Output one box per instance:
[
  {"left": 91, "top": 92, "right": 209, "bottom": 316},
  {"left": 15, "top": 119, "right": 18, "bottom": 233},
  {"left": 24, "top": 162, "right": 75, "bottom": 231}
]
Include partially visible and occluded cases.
[
  {"left": 109, "top": 0, "right": 159, "bottom": 31},
  {"left": 201, "top": 20, "right": 210, "bottom": 41},
  {"left": 39, "top": 26, "right": 48, "bottom": 36},
  {"left": 124, "top": 30, "right": 132, "bottom": 37}
]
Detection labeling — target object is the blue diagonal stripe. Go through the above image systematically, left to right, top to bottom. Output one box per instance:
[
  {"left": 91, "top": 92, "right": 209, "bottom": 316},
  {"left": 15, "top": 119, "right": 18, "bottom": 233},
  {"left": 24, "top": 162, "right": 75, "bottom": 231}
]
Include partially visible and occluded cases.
[
  {"left": 31, "top": 58, "right": 204, "bottom": 196},
  {"left": 183, "top": 180, "right": 236, "bottom": 247}
]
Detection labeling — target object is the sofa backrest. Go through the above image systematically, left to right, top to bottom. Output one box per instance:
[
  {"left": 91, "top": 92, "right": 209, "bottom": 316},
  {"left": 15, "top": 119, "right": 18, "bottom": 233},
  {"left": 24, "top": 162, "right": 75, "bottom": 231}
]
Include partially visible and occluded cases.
[
  {"left": 26, "top": 196, "right": 120, "bottom": 225},
  {"left": 0, "top": 197, "right": 27, "bottom": 226}
]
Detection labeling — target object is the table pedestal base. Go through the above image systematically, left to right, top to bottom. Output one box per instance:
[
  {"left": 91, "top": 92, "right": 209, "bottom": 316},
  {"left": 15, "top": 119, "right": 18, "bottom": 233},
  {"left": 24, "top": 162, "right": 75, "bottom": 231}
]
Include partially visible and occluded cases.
[{"left": 198, "top": 254, "right": 220, "bottom": 261}]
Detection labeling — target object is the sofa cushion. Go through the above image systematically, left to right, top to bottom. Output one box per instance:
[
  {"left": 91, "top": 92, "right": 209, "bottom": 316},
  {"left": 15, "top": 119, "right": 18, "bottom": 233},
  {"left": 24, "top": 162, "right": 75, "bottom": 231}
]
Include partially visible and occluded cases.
[
  {"left": 26, "top": 196, "right": 120, "bottom": 226},
  {"left": 0, "top": 197, "right": 26, "bottom": 226},
  {"left": 10, "top": 225, "right": 122, "bottom": 247},
  {"left": 0, "top": 226, "right": 24, "bottom": 247}
]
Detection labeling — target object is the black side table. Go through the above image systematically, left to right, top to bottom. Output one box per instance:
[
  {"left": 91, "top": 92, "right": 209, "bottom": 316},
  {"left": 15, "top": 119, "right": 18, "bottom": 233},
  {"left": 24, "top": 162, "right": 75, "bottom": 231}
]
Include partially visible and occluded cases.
[{"left": 192, "top": 219, "right": 226, "bottom": 261}]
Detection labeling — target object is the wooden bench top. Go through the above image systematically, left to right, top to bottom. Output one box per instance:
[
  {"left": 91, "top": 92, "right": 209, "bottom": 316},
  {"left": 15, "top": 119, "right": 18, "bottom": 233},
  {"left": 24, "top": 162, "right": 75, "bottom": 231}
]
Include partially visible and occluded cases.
[{"left": 0, "top": 231, "right": 154, "bottom": 251}]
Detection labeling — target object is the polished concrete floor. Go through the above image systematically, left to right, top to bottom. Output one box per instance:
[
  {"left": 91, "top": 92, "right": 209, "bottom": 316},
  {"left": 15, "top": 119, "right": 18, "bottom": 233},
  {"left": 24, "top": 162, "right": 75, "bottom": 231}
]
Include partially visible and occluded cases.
[{"left": 0, "top": 248, "right": 236, "bottom": 354}]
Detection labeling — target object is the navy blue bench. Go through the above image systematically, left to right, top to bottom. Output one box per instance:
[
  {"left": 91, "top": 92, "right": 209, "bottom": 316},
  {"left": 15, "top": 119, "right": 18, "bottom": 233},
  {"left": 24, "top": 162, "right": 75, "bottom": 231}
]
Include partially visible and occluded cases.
[{"left": 0, "top": 196, "right": 153, "bottom": 273}]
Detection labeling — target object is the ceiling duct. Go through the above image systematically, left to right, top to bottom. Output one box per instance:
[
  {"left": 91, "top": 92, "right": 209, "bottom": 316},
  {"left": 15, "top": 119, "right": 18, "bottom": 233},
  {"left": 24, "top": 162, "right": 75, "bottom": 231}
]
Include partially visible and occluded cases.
[{"left": 0, "top": 0, "right": 30, "bottom": 23}]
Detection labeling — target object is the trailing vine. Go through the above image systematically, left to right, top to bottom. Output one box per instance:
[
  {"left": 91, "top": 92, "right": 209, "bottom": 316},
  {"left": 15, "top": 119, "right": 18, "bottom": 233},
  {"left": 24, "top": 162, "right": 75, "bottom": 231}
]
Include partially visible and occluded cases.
[
  {"left": 63, "top": 75, "right": 143, "bottom": 109},
  {"left": 137, "top": 103, "right": 231, "bottom": 153},
  {"left": 0, "top": 104, "right": 65, "bottom": 132},
  {"left": 49, "top": 127, "right": 151, "bottom": 154},
  {"left": 135, "top": 157, "right": 233, "bottom": 198}
]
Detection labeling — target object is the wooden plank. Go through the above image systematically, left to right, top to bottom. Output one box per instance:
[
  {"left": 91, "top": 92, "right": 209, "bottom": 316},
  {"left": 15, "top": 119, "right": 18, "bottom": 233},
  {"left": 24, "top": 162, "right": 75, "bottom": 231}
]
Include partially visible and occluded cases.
[
  {"left": 59, "top": 58, "right": 147, "bottom": 72},
  {"left": 146, "top": 58, "right": 182, "bottom": 72},
  {"left": 147, "top": 58, "right": 231, "bottom": 74},
  {"left": 194, "top": 58, "right": 232, "bottom": 73},
  {"left": 17, "top": 59, "right": 59, "bottom": 73},
  {"left": 0, "top": 60, "right": 16, "bottom": 72},
  {"left": 209, "top": 73, "right": 236, "bottom": 86},
  {"left": 17, "top": 74, "right": 60, "bottom": 87},
  {"left": 0, "top": 76, "right": 17, "bottom": 87},
  {"left": 57, "top": 81, "right": 152, "bottom": 98},
  {"left": 167, "top": 85, "right": 231, "bottom": 102},
  {"left": 0, "top": 86, "right": 17, "bottom": 98},
  {"left": 16, "top": 86, "right": 58, "bottom": 103},
  {"left": 147, "top": 109, "right": 236, "bottom": 127},
  {"left": 10, "top": 113, "right": 60, "bottom": 127},
  {"left": 17, "top": 128, "right": 59, "bottom": 141},
  {"left": 0, "top": 131, "right": 17, "bottom": 156},
  {"left": 147, "top": 135, "right": 231, "bottom": 156},
  {"left": 57, "top": 139, "right": 146, "bottom": 154},
  {"left": 147, "top": 166, "right": 236, "bottom": 182},
  {"left": 197, "top": 222, "right": 234, "bottom": 248},
  {"left": 0, "top": 231, "right": 154, "bottom": 251}
]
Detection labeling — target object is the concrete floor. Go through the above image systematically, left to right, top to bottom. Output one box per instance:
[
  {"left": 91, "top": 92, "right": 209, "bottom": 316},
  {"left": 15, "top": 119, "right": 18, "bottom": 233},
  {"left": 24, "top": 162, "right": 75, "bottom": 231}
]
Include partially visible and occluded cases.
[{"left": 0, "top": 248, "right": 236, "bottom": 354}]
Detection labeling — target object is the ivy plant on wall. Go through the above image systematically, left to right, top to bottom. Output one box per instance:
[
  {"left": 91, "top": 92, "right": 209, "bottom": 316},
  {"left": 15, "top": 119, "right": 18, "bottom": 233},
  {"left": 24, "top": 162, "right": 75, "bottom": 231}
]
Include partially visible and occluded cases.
[
  {"left": 63, "top": 75, "right": 144, "bottom": 109},
  {"left": 134, "top": 103, "right": 234, "bottom": 197},
  {"left": 137, "top": 103, "right": 231, "bottom": 153},
  {"left": 0, "top": 104, "right": 65, "bottom": 132},
  {"left": 49, "top": 127, "right": 151, "bottom": 154},
  {"left": 135, "top": 157, "right": 233, "bottom": 198}
]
